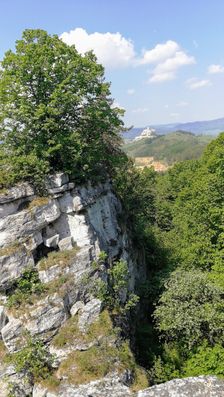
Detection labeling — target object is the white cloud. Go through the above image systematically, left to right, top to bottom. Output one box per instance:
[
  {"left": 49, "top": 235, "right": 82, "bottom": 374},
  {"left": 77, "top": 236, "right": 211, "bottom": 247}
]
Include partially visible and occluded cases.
[
  {"left": 60, "top": 28, "right": 135, "bottom": 69},
  {"left": 60, "top": 29, "right": 195, "bottom": 81},
  {"left": 140, "top": 40, "right": 179, "bottom": 65},
  {"left": 149, "top": 48, "right": 195, "bottom": 83},
  {"left": 208, "top": 64, "right": 224, "bottom": 74},
  {"left": 150, "top": 72, "right": 175, "bottom": 83},
  {"left": 186, "top": 78, "right": 212, "bottom": 90},
  {"left": 127, "top": 88, "right": 135, "bottom": 95},
  {"left": 176, "top": 101, "right": 188, "bottom": 107},
  {"left": 132, "top": 107, "right": 149, "bottom": 113},
  {"left": 170, "top": 112, "right": 180, "bottom": 118}
]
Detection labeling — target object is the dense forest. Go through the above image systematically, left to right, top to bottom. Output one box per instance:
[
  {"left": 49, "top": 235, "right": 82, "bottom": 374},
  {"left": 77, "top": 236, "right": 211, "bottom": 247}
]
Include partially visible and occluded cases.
[
  {"left": 0, "top": 29, "right": 223, "bottom": 386},
  {"left": 116, "top": 133, "right": 224, "bottom": 381}
]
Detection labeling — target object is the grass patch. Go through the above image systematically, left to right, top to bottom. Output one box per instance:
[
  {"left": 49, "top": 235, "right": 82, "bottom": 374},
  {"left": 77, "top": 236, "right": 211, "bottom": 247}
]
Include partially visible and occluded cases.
[
  {"left": 0, "top": 187, "right": 8, "bottom": 195},
  {"left": 28, "top": 196, "right": 49, "bottom": 210},
  {"left": 0, "top": 241, "right": 23, "bottom": 257},
  {"left": 38, "top": 248, "right": 78, "bottom": 271},
  {"left": 52, "top": 310, "right": 115, "bottom": 348},
  {"left": 52, "top": 315, "right": 80, "bottom": 348},
  {"left": 0, "top": 340, "right": 7, "bottom": 362},
  {"left": 58, "top": 340, "right": 147, "bottom": 386},
  {"left": 58, "top": 344, "right": 118, "bottom": 385},
  {"left": 131, "top": 367, "right": 149, "bottom": 392},
  {"left": 41, "top": 375, "right": 61, "bottom": 392}
]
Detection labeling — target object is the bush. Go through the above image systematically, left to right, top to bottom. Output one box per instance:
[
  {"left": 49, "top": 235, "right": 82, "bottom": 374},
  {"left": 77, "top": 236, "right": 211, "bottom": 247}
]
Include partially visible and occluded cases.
[
  {"left": 91, "top": 257, "right": 139, "bottom": 313},
  {"left": 7, "top": 268, "right": 44, "bottom": 308},
  {"left": 6, "top": 336, "right": 55, "bottom": 383},
  {"left": 183, "top": 343, "right": 224, "bottom": 377}
]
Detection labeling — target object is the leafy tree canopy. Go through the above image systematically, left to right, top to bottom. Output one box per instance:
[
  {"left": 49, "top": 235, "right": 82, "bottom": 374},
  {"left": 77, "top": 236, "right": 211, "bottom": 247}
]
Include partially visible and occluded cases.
[{"left": 0, "top": 29, "right": 126, "bottom": 189}]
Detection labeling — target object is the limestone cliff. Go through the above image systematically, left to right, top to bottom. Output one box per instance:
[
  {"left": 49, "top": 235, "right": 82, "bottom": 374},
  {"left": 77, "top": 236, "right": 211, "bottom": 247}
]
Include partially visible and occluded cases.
[
  {"left": 0, "top": 174, "right": 223, "bottom": 397},
  {"left": 0, "top": 174, "right": 144, "bottom": 396}
]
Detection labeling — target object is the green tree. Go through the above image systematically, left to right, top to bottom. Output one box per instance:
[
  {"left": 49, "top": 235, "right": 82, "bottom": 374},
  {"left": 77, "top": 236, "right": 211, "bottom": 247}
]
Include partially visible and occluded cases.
[
  {"left": 0, "top": 29, "right": 125, "bottom": 188},
  {"left": 154, "top": 269, "right": 223, "bottom": 348},
  {"left": 183, "top": 343, "right": 224, "bottom": 377}
]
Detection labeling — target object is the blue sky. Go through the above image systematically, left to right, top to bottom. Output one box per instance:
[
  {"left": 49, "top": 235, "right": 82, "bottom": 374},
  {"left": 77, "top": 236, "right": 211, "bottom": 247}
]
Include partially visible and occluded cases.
[{"left": 1, "top": 0, "right": 224, "bottom": 127}]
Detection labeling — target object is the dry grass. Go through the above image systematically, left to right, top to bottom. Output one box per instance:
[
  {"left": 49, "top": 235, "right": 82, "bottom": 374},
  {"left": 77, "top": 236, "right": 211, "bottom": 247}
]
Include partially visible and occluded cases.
[
  {"left": 0, "top": 187, "right": 8, "bottom": 195},
  {"left": 28, "top": 196, "right": 49, "bottom": 210},
  {"left": 0, "top": 241, "right": 23, "bottom": 257},
  {"left": 38, "top": 248, "right": 78, "bottom": 271},
  {"left": 52, "top": 310, "right": 114, "bottom": 348},
  {"left": 52, "top": 315, "right": 80, "bottom": 348},
  {"left": 57, "top": 339, "right": 144, "bottom": 386},
  {"left": 0, "top": 340, "right": 7, "bottom": 362},
  {"left": 58, "top": 343, "right": 118, "bottom": 385},
  {"left": 131, "top": 367, "right": 149, "bottom": 392},
  {"left": 41, "top": 375, "right": 60, "bottom": 392}
]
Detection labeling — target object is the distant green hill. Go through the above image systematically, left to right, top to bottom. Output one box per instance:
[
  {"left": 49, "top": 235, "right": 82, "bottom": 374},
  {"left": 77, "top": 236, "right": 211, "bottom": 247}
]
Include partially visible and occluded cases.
[{"left": 123, "top": 131, "right": 214, "bottom": 165}]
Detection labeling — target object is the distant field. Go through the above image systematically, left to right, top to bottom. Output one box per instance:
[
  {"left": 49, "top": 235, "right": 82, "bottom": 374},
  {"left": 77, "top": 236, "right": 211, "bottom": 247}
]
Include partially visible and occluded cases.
[
  {"left": 123, "top": 131, "right": 214, "bottom": 165},
  {"left": 134, "top": 157, "right": 169, "bottom": 171}
]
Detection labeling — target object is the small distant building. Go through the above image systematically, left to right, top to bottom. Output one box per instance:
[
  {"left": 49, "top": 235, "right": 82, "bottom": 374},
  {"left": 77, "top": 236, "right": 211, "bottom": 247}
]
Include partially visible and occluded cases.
[{"left": 134, "top": 127, "right": 157, "bottom": 141}]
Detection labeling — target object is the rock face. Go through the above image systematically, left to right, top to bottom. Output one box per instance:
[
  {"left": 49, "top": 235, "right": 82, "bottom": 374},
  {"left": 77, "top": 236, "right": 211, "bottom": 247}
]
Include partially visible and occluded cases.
[
  {"left": 0, "top": 174, "right": 223, "bottom": 397},
  {"left": 0, "top": 174, "right": 143, "bottom": 396},
  {"left": 32, "top": 376, "right": 224, "bottom": 397},
  {"left": 137, "top": 376, "right": 224, "bottom": 397}
]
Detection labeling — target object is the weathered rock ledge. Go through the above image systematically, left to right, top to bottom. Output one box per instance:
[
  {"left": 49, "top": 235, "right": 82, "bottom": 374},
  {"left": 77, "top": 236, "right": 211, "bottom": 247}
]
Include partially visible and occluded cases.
[{"left": 32, "top": 375, "right": 224, "bottom": 397}]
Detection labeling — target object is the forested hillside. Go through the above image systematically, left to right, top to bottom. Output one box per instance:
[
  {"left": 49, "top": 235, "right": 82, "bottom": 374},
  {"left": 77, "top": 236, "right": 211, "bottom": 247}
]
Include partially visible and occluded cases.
[
  {"left": 123, "top": 131, "right": 213, "bottom": 165},
  {"left": 116, "top": 132, "right": 224, "bottom": 382}
]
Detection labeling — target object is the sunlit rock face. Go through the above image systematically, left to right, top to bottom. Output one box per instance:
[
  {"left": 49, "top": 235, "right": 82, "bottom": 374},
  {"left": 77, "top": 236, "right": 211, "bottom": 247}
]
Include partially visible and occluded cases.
[
  {"left": 0, "top": 174, "right": 142, "bottom": 396},
  {"left": 32, "top": 376, "right": 224, "bottom": 397},
  {"left": 137, "top": 376, "right": 224, "bottom": 397}
]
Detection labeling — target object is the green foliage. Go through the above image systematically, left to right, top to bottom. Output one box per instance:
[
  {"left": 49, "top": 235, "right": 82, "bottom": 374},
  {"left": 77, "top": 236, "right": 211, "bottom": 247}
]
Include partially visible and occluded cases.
[
  {"left": 0, "top": 29, "right": 126, "bottom": 189},
  {"left": 123, "top": 131, "right": 213, "bottom": 165},
  {"left": 119, "top": 132, "right": 224, "bottom": 382},
  {"left": 146, "top": 133, "right": 224, "bottom": 381},
  {"left": 114, "top": 161, "right": 156, "bottom": 231},
  {"left": 91, "top": 250, "right": 108, "bottom": 271},
  {"left": 92, "top": 257, "right": 139, "bottom": 313},
  {"left": 109, "top": 259, "right": 129, "bottom": 295},
  {"left": 7, "top": 268, "right": 44, "bottom": 308},
  {"left": 154, "top": 270, "right": 223, "bottom": 347},
  {"left": 6, "top": 336, "right": 54, "bottom": 382},
  {"left": 150, "top": 341, "right": 224, "bottom": 383},
  {"left": 183, "top": 343, "right": 224, "bottom": 377},
  {"left": 150, "top": 347, "right": 182, "bottom": 384}
]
